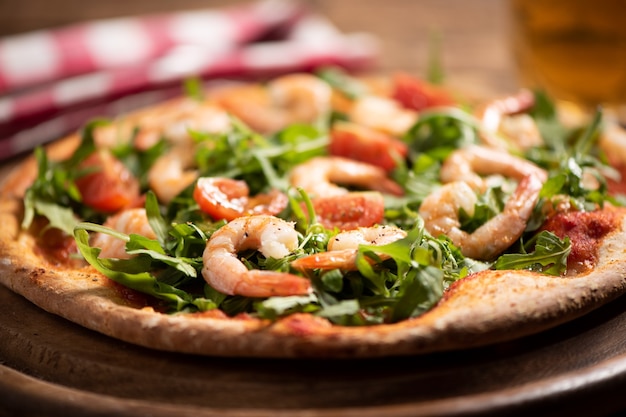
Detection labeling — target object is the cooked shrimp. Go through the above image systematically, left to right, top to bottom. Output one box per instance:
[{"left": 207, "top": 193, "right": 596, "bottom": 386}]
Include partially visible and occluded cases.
[
  {"left": 215, "top": 73, "right": 332, "bottom": 133},
  {"left": 269, "top": 73, "right": 332, "bottom": 124},
  {"left": 476, "top": 89, "right": 542, "bottom": 150},
  {"left": 348, "top": 95, "right": 418, "bottom": 136},
  {"left": 95, "top": 99, "right": 231, "bottom": 150},
  {"left": 146, "top": 104, "right": 232, "bottom": 204},
  {"left": 497, "top": 113, "right": 543, "bottom": 151},
  {"left": 600, "top": 120, "right": 626, "bottom": 165},
  {"left": 440, "top": 145, "right": 547, "bottom": 191},
  {"left": 149, "top": 146, "right": 198, "bottom": 204},
  {"left": 290, "top": 156, "right": 404, "bottom": 198},
  {"left": 418, "top": 175, "right": 544, "bottom": 260},
  {"left": 193, "top": 177, "right": 288, "bottom": 221},
  {"left": 91, "top": 208, "right": 157, "bottom": 259},
  {"left": 202, "top": 215, "right": 311, "bottom": 297},
  {"left": 291, "top": 225, "right": 407, "bottom": 271}
]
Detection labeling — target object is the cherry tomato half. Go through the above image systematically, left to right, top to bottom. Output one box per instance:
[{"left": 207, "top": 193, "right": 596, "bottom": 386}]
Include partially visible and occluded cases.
[
  {"left": 392, "top": 72, "right": 455, "bottom": 111},
  {"left": 329, "top": 121, "right": 409, "bottom": 172},
  {"left": 75, "top": 151, "right": 140, "bottom": 213},
  {"left": 194, "top": 177, "right": 288, "bottom": 221},
  {"left": 310, "top": 191, "right": 385, "bottom": 230}
]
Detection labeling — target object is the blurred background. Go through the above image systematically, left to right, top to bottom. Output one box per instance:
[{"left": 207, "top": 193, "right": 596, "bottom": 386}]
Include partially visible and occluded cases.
[{"left": 0, "top": 0, "right": 517, "bottom": 95}]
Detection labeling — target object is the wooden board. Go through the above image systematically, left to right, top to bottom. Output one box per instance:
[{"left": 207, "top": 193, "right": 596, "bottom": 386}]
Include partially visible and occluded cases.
[{"left": 2, "top": 284, "right": 626, "bottom": 416}]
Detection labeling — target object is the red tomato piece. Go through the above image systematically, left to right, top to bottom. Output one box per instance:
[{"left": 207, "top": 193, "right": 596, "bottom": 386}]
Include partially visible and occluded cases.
[
  {"left": 391, "top": 72, "right": 455, "bottom": 111},
  {"left": 329, "top": 121, "right": 409, "bottom": 172},
  {"left": 75, "top": 151, "right": 140, "bottom": 213},
  {"left": 194, "top": 177, "right": 288, "bottom": 221},
  {"left": 311, "top": 191, "right": 385, "bottom": 230}
]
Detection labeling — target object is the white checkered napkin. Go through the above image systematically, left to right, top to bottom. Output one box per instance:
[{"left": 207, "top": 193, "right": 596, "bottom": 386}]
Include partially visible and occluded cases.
[{"left": 0, "top": 0, "right": 305, "bottom": 95}]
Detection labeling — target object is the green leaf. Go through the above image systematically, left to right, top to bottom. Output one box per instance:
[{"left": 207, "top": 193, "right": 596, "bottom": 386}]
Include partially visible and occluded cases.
[
  {"left": 315, "top": 66, "right": 367, "bottom": 100},
  {"left": 404, "top": 108, "right": 479, "bottom": 161},
  {"left": 21, "top": 120, "right": 111, "bottom": 231},
  {"left": 459, "top": 187, "right": 505, "bottom": 233},
  {"left": 144, "top": 191, "right": 170, "bottom": 246},
  {"left": 31, "top": 199, "right": 81, "bottom": 235},
  {"left": 77, "top": 220, "right": 199, "bottom": 278},
  {"left": 74, "top": 228, "right": 195, "bottom": 311},
  {"left": 494, "top": 231, "right": 570, "bottom": 275},
  {"left": 391, "top": 266, "right": 444, "bottom": 322},
  {"left": 320, "top": 269, "right": 344, "bottom": 293},
  {"left": 255, "top": 294, "right": 318, "bottom": 319},
  {"left": 316, "top": 299, "right": 360, "bottom": 318}
]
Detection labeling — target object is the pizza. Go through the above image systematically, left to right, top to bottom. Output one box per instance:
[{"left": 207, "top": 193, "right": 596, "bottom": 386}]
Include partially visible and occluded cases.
[{"left": 2, "top": 68, "right": 626, "bottom": 358}]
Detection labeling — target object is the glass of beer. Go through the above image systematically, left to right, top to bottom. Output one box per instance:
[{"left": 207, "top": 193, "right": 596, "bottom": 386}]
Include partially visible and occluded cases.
[{"left": 510, "top": 0, "right": 626, "bottom": 120}]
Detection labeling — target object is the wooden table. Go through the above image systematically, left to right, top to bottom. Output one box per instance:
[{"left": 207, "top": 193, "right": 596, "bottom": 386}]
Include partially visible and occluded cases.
[{"left": 2, "top": 1, "right": 626, "bottom": 416}]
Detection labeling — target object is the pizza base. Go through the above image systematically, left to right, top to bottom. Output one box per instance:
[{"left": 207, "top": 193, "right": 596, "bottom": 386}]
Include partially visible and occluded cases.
[{"left": 2, "top": 104, "right": 626, "bottom": 358}]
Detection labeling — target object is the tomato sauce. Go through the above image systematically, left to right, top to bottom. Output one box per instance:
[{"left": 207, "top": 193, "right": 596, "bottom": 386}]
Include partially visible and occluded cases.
[
  {"left": 540, "top": 209, "right": 619, "bottom": 274},
  {"left": 28, "top": 216, "right": 80, "bottom": 266},
  {"left": 104, "top": 280, "right": 170, "bottom": 312}
]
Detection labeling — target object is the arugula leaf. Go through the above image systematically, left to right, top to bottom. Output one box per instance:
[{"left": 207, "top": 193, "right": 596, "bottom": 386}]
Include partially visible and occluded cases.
[
  {"left": 315, "top": 66, "right": 367, "bottom": 100},
  {"left": 528, "top": 90, "right": 570, "bottom": 150},
  {"left": 404, "top": 107, "right": 479, "bottom": 161},
  {"left": 536, "top": 109, "right": 611, "bottom": 210},
  {"left": 193, "top": 119, "right": 328, "bottom": 194},
  {"left": 22, "top": 120, "right": 105, "bottom": 232},
  {"left": 110, "top": 137, "right": 166, "bottom": 191},
  {"left": 459, "top": 187, "right": 505, "bottom": 233},
  {"left": 23, "top": 191, "right": 79, "bottom": 235},
  {"left": 144, "top": 191, "right": 170, "bottom": 246},
  {"left": 349, "top": 220, "right": 485, "bottom": 322},
  {"left": 75, "top": 222, "right": 199, "bottom": 278},
  {"left": 74, "top": 228, "right": 200, "bottom": 311},
  {"left": 494, "top": 231, "right": 570, "bottom": 275},
  {"left": 391, "top": 265, "right": 443, "bottom": 322},
  {"left": 255, "top": 294, "right": 319, "bottom": 319},
  {"left": 316, "top": 299, "right": 360, "bottom": 319}
]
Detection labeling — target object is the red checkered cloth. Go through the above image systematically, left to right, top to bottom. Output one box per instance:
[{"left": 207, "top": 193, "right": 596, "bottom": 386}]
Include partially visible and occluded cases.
[{"left": 0, "top": 0, "right": 379, "bottom": 160}]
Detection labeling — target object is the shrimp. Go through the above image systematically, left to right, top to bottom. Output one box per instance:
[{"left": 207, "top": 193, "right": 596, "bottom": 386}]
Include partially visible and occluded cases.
[
  {"left": 215, "top": 73, "right": 332, "bottom": 133},
  {"left": 269, "top": 73, "right": 332, "bottom": 124},
  {"left": 476, "top": 89, "right": 542, "bottom": 150},
  {"left": 348, "top": 95, "right": 418, "bottom": 137},
  {"left": 95, "top": 99, "right": 231, "bottom": 150},
  {"left": 147, "top": 104, "right": 232, "bottom": 204},
  {"left": 599, "top": 120, "right": 626, "bottom": 166},
  {"left": 440, "top": 144, "right": 547, "bottom": 191},
  {"left": 149, "top": 146, "right": 198, "bottom": 204},
  {"left": 289, "top": 156, "right": 404, "bottom": 198},
  {"left": 418, "top": 175, "right": 544, "bottom": 260},
  {"left": 193, "top": 177, "right": 288, "bottom": 221},
  {"left": 91, "top": 208, "right": 157, "bottom": 259},
  {"left": 202, "top": 215, "right": 311, "bottom": 297},
  {"left": 291, "top": 225, "right": 407, "bottom": 271}
]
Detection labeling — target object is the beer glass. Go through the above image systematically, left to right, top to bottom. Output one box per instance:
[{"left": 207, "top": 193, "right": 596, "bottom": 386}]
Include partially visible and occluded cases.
[{"left": 510, "top": 0, "right": 626, "bottom": 121}]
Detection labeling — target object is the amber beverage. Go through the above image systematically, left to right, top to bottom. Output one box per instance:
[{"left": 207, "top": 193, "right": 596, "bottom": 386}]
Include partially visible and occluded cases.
[{"left": 511, "top": 0, "right": 626, "bottom": 111}]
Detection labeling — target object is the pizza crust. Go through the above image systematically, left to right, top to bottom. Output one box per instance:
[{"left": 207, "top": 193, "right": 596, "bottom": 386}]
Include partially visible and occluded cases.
[{"left": 2, "top": 98, "right": 626, "bottom": 358}]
